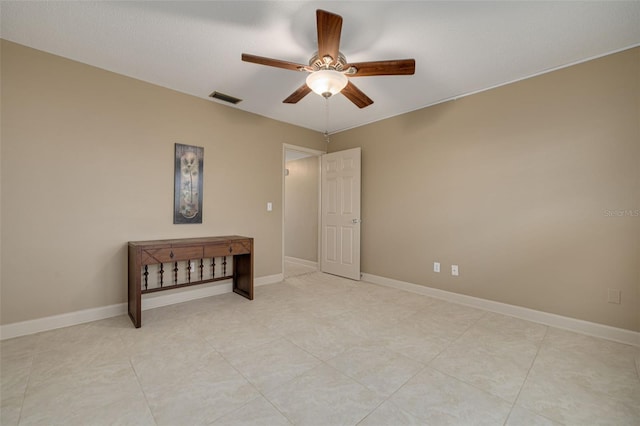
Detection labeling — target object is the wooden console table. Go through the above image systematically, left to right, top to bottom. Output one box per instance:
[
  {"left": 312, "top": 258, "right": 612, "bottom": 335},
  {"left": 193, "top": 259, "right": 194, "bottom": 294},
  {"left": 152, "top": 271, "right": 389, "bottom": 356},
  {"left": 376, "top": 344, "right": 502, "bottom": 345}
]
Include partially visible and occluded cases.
[{"left": 128, "top": 236, "right": 253, "bottom": 328}]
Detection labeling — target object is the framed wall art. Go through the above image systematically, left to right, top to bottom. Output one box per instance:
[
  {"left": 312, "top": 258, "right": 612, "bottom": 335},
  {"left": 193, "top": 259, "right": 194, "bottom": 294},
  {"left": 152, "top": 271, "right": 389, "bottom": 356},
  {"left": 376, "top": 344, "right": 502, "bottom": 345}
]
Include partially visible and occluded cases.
[{"left": 174, "top": 143, "right": 204, "bottom": 224}]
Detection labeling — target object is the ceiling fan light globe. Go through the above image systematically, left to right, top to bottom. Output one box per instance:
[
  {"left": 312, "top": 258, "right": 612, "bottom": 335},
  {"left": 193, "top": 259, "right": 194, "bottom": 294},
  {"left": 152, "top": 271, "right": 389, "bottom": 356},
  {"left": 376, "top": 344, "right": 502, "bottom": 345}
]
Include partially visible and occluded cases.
[{"left": 306, "top": 70, "right": 348, "bottom": 98}]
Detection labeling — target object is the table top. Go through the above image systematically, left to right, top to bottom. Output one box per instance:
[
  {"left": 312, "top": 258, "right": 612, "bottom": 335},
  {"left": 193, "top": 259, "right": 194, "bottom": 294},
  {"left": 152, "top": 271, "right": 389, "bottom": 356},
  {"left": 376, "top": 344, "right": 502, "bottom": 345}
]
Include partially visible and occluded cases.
[{"left": 128, "top": 235, "right": 252, "bottom": 248}]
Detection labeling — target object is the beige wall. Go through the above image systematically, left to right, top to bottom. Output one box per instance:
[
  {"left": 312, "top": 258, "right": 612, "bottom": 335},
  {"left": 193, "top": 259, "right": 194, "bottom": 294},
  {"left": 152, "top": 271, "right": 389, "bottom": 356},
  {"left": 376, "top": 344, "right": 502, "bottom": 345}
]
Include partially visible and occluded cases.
[
  {"left": 2, "top": 39, "right": 639, "bottom": 333},
  {"left": 0, "top": 40, "right": 325, "bottom": 325},
  {"left": 329, "top": 47, "right": 640, "bottom": 332},
  {"left": 284, "top": 156, "right": 319, "bottom": 262}
]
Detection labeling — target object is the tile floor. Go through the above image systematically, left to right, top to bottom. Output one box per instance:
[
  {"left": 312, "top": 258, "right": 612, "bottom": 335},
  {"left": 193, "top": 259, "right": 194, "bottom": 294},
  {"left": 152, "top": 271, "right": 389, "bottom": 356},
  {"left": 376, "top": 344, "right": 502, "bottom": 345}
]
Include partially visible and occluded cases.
[
  {"left": 283, "top": 261, "right": 317, "bottom": 278},
  {"left": 1, "top": 270, "right": 639, "bottom": 425}
]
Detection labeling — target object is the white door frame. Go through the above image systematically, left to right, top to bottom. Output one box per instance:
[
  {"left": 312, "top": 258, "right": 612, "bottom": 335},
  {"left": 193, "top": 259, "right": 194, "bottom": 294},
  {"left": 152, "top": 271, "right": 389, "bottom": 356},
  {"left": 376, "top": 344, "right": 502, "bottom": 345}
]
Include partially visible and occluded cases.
[{"left": 282, "top": 143, "right": 326, "bottom": 276}]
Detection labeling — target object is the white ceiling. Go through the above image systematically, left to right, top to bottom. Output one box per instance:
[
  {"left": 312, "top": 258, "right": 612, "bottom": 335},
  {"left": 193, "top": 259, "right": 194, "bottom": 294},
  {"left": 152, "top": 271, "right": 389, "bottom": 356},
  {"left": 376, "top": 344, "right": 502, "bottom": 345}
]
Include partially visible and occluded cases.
[{"left": 2, "top": 1, "right": 639, "bottom": 134}]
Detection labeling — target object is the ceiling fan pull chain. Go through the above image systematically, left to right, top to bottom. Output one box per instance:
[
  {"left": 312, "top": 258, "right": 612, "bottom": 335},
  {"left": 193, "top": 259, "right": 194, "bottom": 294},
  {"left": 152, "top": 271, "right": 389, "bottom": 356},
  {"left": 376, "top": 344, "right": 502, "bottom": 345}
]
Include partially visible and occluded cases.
[{"left": 324, "top": 97, "right": 331, "bottom": 143}]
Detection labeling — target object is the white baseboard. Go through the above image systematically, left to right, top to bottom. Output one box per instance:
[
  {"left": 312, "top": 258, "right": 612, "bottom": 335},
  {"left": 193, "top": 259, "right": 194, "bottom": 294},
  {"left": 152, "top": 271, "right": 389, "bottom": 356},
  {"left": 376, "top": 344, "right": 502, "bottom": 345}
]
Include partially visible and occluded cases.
[
  {"left": 284, "top": 256, "right": 318, "bottom": 269},
  {"left": 0, "top": 273, "right": 285, "bottom": 341},
  {"left": 255, "top": 273, "right": 284, "bottom": 286},
  {"left": 362, "top": 273, "right": 640, "bottom": 347},
  {"left": 0, "top": 303, "right": 128, "bottom": 341}
]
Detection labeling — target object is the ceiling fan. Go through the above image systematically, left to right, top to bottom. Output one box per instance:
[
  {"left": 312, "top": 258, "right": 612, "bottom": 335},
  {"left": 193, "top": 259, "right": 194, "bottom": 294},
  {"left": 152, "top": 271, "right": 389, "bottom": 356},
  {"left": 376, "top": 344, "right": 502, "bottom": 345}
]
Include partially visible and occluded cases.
[{"left": 242, "top": 9, "right": 415, "bottom": 108}]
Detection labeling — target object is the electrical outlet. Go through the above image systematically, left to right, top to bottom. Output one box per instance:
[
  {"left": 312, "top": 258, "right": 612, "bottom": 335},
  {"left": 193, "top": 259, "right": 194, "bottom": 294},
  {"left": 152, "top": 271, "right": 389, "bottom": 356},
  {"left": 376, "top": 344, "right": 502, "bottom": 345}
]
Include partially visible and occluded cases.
[
  {"left": 190, "top": 261, "right": 195, "bottom": 271},
  {"left": 434, "top": 262, "right": 440, "bottom": 273},
  {"left": 451, "top": 265, "right": 459, "bottom": 276},
  {"left": 607, "top": 288, "right": 621, "bottom": 304}
]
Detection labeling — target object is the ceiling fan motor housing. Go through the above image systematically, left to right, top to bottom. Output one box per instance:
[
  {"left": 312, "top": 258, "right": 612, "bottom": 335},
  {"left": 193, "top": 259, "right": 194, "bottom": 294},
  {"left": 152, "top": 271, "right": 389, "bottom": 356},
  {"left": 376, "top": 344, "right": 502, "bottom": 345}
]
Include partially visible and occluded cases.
[{"left": 309, "top": 52, "right": 349, "bottom": 72}]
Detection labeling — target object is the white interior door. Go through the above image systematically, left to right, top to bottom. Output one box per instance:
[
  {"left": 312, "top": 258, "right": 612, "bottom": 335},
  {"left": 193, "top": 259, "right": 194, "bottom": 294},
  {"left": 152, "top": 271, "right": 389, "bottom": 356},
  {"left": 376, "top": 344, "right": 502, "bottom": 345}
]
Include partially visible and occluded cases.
[{"left": 321, "top": 147, "right": 361, "bottom": 280}]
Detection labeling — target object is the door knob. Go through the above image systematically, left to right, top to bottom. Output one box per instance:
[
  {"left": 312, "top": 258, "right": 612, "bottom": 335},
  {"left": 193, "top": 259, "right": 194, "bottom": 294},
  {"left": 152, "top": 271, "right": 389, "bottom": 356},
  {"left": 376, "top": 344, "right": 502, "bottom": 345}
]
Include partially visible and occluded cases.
[{"left": 352, "top": 218, "right": 362, "bottom": 224}]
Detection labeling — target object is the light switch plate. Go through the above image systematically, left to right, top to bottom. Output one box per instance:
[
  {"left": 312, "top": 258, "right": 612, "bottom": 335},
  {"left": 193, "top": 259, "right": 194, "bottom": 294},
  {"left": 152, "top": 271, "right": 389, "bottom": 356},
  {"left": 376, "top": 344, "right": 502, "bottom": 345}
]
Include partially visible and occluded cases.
[
  {"left": 434, "top": 262, "right": 440, "bottom": 273},
  {"left": 451, "top": 265, "right": 459, "bottom": 276},
  {"left": 607, "top": 288, "right": 621, "bottom": 304}
]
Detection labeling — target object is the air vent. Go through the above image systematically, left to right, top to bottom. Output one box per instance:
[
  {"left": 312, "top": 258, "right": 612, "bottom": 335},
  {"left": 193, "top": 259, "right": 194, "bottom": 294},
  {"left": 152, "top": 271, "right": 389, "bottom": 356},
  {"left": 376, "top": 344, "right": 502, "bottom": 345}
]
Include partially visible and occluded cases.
[{"left": 209, "top": 91, "right": 242, "bottom": 104}]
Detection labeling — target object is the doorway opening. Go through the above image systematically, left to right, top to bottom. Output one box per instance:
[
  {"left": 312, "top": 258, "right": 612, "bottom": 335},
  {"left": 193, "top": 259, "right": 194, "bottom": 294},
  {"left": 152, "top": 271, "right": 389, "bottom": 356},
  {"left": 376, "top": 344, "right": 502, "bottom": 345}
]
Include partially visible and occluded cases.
[{"left": 282, "top": 144, "right": 324, "bottom": 279}]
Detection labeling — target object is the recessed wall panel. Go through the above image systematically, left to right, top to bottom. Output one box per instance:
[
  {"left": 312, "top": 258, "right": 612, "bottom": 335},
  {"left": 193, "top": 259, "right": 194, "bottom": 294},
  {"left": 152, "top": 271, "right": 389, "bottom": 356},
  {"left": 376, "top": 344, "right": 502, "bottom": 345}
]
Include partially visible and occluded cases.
[
  {"left": 341, "top": 157, "right": 355, "bottom": 172},
  {"left": 326, "top": 158, "right": 338, "bottom": 173},
  {"left": 341, "top": 176, "right": 353, "bottom": 214},
  {"left": 326, "top": 177, "right": 338, "bottom": 215},
  {"left": 325, "top": 226, "right": 337, "bottom": 262},
  {"left": 341, "top": 227, "right": 353, "bottom": 264}
]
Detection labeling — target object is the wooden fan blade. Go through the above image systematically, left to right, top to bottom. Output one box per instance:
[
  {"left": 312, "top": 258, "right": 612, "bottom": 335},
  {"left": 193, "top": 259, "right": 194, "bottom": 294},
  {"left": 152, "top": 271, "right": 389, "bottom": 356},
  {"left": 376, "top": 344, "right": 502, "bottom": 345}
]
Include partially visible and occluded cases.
[
  {"left": 316, "top": 10, "right": 342, "bottom": 65},
  {"left": 242, "top": 53, "right": 309, "bottom": 72},
  {"left": 347, "top": 59, "right": 416, "bottom": 77},
  {"left": 341, "top": 81, "right": 373, "bottom": 108},
  {"left": 283, "top": 84, "right": 312, "bottom": 104}
]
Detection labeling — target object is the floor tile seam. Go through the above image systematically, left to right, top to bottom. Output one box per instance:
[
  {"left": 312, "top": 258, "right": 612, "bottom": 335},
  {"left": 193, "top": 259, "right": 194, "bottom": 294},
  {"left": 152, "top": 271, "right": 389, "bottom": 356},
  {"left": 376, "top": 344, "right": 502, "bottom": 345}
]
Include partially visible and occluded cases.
[
  {"left": 282, "top": 272, "right": 313, "bottom": 282},
  {"left": 446, "top": 310, "right": 490, "bottom": 345},
  {"left": 423, "top": 311, "right": 489, "bottom": 367},
  {"left": 277, "top": 319, "right": 355, "bottom": 348},
  {"left": 192, "top": 321, "right": 280, "bottom": 346},
  {"left": 263, "top": 321, "right": 308, "bottom": 338},
  {"left": 457, "top": 321, "right": 549, "bottom": 343},
  {"left": 169, "top": 322, "right": 222, "bottom": 356},
  {"left": 242, "top": 322, "right": 322, "bottom": 361},
  {"left": 510, "top": 324, "right": 553, "bottom": 424},
  {"left": 114, "top": 329, "right": 132, "bottom": 361},
  {"left": 527, "top": 330, "right": 640, "bottom": 410},
  {"left": 29, "top": 332, "right": 69, "bottom": 358},
  {"left": 257, "top": 332, "right": 289, "bottom": 352},
  {"left": 219, "top": 335, "right": 294, "bottom": 361},
  {"left": 275, "top": 335, "right": 333, "bottom": 379},
  {"left": 431, "top": 335, "right": 544, "bottom": 370},
  {"left": 352, "top": 336, "right": 433, "bottom": 366},
  {"left": 197, "top": 338, "right": 228, "bottom": 363},
  {"left": 0, "top": 339, "right": 40, "bottom": 359},
  {"left": 212, "top": 342, "right": 304, "bottom": 425},
  {"left": 374, "top": 343, "right": 432, "bottom": 366},
  {"left": 533, "top": 344, "right": 639, "bottom": 373},
  {"left": 145, "top": 345, "right": 260, "bottom": 425},
  {"left": 213, "top": 345, "right": 259, "bottom": 380},
  {"left": 319, "top": 349, "right": 419, "bottom": 402},
  {"left": 0, "top": 350, "right": 35, "bottom": 368},
  {"left": 12, "top": 350, "right": 34, "bottom": 426},
  {"left": 18, "top": 351, "right": 45, "bottom": 400},
  {"left": 634, "top": 351, "right": 640, "bottom": 381},
  {"left": 221, "top": 355, "right": 323, "bottom": 392},
  {"left": 127, "top": 357, "right": 159, "bottom": 426},
  {"left": 253, "top": 359, "right": 374, "bottom": 425},
  {"left": 312, "top": 360, "right": 393, "bottom": 425},
  {"left": 255, "top": 362, "right": 317, "bottom": 398},
  {"left": 360, "top": 362, "right": 432, "bottom": 423},
  {"left": 424, "top": 362, "right": 518, "bottom": 408},
  {"left": 437, "top": 362, "right": 541, "bottom": 400},
  {"left": 519, "top": 362, "right": 640, "bottom": 407},
  {"left": 427, "top": 363, "right": 524, "bottom": 406},
  {"left": 373, "top": 364, "right": 458, "bottom": 422},
  {"left": 567, "top": 379, "right": 640, "bottom": 415},
  {"left": 252, "top": 391, "right": 297, "bottom": 425},
  {"left": 204, "top": 393, "right": 294, "bottom": 426},
  {"left": 354, "top": 398, "right": 420, "bottom": 426},
  {"left": 501, "top": 405, "right": 565, "bottom": 426}
]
